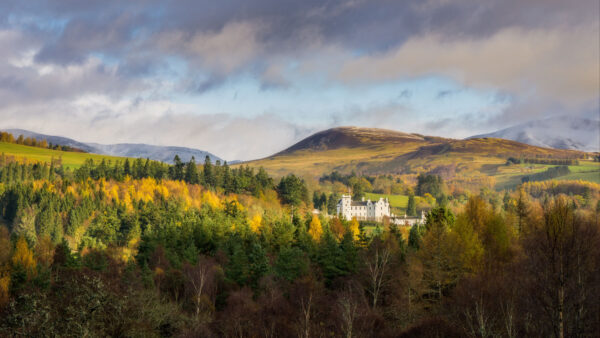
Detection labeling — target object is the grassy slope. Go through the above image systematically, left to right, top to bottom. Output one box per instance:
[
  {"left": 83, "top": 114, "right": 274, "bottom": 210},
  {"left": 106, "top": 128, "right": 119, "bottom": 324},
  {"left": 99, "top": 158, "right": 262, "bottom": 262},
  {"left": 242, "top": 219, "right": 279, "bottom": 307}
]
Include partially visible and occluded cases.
[
  {"left": 242, "top": 127, "right": 597, "bottom": 190},
  {"left": 0, "top": 142, "right": 128, "bottom": 169},
  {"left": 364, "top": 193, "right": 410, "bottom": 208}
]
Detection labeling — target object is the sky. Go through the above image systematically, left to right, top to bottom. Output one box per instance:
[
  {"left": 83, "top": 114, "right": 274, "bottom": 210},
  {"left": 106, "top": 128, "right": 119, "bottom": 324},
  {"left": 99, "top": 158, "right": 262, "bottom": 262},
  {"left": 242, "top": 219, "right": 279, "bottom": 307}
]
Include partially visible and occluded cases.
[{"left": 0, "top": 0, "right": 598, "bottom": 161}]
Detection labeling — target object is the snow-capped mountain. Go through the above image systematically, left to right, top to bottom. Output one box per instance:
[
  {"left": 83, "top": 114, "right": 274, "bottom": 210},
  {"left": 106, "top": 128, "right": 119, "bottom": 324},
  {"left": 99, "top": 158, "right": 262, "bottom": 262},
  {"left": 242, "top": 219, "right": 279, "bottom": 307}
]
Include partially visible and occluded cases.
[{"left": 469, "top": 116, "right": 599, "bottom": 152}]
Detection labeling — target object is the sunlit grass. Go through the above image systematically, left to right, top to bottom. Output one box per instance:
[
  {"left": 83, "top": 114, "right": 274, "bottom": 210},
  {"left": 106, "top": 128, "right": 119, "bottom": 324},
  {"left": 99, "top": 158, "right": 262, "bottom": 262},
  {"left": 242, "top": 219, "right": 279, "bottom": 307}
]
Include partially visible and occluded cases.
[{"left": 0, "top": 142, "right": 130, "bottom": 169}]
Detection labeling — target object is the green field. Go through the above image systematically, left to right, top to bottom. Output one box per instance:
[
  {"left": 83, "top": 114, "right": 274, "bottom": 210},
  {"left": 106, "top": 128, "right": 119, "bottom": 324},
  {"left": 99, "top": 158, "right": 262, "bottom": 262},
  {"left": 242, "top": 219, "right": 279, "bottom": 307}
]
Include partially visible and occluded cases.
[
  {"left": 0, "top": 142, "right": 129, "bottom": 169},
  {"left": 494, "top": 161, "right": 600, "bottom": 190},
  {"left": 559, "top": 171, "right": 600, "bottom": 183},
  {"left": 364, "top": 192, "right": 410, "bottom": 208}
]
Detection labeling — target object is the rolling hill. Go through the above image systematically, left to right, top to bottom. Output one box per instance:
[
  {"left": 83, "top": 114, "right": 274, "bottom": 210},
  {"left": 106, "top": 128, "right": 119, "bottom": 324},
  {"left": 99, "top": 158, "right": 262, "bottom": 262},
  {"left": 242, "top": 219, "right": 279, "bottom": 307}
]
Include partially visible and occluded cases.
[
  {"left": 244, "top": 126, "right": 598, "bottom": 189},
  {"left": 2, "top": 128, "right": 222, "bottom": 164},
  {"left": 0, "top": 141, "right": 129, "bottom": 169}
]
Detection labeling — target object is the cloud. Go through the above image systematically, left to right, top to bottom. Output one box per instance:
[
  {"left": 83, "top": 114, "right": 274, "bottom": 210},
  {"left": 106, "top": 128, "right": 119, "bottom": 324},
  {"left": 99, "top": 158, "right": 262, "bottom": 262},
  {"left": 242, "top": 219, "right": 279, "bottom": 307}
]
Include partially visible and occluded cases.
[
  {"left": 0, "top": 0, "right": 597, "bottom": 160},
  {"left": 156, "top": 21, "right": 264, "bottom": 75},
  {"left": 337, "top": 26, "right": 599, "bottom": 115},
  {"left": 0, "top": 92, "right": 316, "bottom": 161}
]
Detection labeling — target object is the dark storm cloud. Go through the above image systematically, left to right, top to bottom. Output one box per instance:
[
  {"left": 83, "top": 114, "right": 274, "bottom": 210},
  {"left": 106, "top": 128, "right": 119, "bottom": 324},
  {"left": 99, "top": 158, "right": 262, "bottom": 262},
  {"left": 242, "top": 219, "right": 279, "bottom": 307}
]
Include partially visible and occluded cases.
[{"left": 2, "top": 0, "right": 596, "bottom": 73}]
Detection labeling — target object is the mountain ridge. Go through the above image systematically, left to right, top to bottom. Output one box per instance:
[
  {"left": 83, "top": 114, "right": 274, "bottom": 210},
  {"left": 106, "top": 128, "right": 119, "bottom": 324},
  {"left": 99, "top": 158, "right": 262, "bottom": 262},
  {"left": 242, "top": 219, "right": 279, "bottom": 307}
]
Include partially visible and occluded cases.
[{"left": 1, "top": 128, "right": 222, "bottom": 164}]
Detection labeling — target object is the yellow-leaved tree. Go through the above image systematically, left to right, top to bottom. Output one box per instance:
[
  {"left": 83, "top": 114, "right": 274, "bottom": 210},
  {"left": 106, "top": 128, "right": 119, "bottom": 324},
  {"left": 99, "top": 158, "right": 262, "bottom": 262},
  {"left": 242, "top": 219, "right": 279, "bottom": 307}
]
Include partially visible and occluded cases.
[
  {"left": 249, "top": 214, "right": 262, "bottom": 234},
  {"left": 308, "top": 215, "right": 323, "bottom": 242},
  {"left": 348, "top": 217, "right": 360, "bottom": 241},
  {"left": 0, "top": 226, "right": 11, "bottom": 308},
  {"left": 12, "top": 237, "right": 37, "bottom": 279},
  {"left": 0, "top": 274, "right": 9, "bottom": 308}
]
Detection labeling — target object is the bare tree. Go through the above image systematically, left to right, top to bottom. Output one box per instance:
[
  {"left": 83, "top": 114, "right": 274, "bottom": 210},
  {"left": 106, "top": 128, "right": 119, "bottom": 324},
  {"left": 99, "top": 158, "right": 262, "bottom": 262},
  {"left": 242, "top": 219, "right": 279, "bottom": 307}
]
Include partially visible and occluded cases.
[
  {"left": 364, "top": 239, "right": 392, "bottom": 309},
  {"left": 183, "top": 255, "right": 219, "bottom": 319},
  {"left": 338, "top": 294, "right": 358, "bottom": 338}
]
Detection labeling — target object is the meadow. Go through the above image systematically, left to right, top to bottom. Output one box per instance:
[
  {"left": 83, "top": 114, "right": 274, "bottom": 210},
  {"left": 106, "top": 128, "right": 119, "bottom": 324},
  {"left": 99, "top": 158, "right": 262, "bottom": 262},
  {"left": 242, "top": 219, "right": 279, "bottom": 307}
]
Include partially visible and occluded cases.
[
  {"left": 0, "top": 142, "right": 129, "bottom": 169},
  {"left": 364, "top": 192, "right": 410, "bottom": 208}
]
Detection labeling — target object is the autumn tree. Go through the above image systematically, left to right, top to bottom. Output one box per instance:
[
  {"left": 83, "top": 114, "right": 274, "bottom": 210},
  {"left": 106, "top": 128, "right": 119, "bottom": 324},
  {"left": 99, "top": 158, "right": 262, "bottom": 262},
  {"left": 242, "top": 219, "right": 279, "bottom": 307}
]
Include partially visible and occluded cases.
[
  {"left": 521, "top": 197, "right": 600, "bottom": 337},
  {"left": 418, "top": 207, "right": 459, "bottom": 303},
  {"left": 308, "top": 215, "right": 323, "bottom": 242},
  {"left": 331, "top": 217, "right": 346, "bottom": 239},
  {"left": 348, "top": 217, "right": 360, "bottom": 241},
  {"left": 0, "top": 226, "right": 11, "bottom": 308},
  {"left": 12, "top": 237, "right": 37, "bottom": 280}
]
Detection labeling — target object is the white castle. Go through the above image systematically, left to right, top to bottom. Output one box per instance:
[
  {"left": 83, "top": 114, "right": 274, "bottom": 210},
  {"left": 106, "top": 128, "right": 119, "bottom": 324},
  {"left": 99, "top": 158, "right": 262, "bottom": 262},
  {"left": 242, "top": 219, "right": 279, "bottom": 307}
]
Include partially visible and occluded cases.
[
  {"left": 336, "top": 194, "right": 426, "bottom": 225},
  {"left": 337, "top": 194, "right": 390, "bottom": 222}
]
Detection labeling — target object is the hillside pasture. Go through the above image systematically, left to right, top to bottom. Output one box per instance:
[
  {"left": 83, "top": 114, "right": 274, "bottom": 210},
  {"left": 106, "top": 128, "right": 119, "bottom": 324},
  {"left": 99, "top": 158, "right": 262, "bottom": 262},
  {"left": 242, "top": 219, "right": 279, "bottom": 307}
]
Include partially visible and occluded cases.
[{"left": 0, "top": 141, "right": 130, "bottom": 169}]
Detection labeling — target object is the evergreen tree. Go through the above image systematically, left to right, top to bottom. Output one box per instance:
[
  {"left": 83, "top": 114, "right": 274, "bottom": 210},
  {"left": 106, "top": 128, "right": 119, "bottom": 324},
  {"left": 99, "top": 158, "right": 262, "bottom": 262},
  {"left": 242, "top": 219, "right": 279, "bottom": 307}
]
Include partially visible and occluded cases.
[
  {"left": 172, "top": 155, "right": 185, "bottom": 181},
  {"left": 203, "top": 155, "right": 215, "bottom": 188},
  {"left": 184, "top": 157, "right": 199, "bottom": 184},
  {"left": 123, "top": 159, "right": 131, "bottom": 177},
  {"left": 276, "top": 174, "right": 309, "bottom": 206},
  {"left": 407, "top": 193, "right": 417, "bottom": 216},
  {"left": 248, "top": 241, "right": 270, "bottom": 289},
  {"left": 227, "top": 243, "right": 249, "bottom": 286},
  {"left": 274, "top": 246, "right": 308, "bottom": 281}
]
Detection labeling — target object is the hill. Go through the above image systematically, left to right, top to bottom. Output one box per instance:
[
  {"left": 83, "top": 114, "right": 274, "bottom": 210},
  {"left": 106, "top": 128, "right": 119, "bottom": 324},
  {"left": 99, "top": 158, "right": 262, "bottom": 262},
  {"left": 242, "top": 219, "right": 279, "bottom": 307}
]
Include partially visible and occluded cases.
[
  {"left": 469, "top": 116, "right": 600, "bottom": 152},
  {"left": 243, "top": 127, "right": 597, "bottom": 189},
  {"left": 277, "top": 127, "right": 427, "bottom": 153},
  {"left": 2, "top": 128, "right": 222, "bottom": 164},
  {"left": 0, "top": 141, "right": 129, "bottom": 169}
]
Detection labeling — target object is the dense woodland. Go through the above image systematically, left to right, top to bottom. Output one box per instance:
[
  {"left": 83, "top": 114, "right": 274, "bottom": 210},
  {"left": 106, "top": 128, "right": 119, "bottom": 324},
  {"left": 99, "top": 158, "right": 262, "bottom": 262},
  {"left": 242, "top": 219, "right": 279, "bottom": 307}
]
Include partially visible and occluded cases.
[{"left": 0, "top": 155, "right": 599, "bottom": 337}]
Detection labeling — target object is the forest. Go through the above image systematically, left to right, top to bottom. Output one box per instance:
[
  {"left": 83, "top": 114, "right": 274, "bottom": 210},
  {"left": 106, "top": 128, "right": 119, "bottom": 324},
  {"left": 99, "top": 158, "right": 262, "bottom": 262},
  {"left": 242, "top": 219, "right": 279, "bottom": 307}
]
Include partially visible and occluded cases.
[{"left": 0, "top": 155, "right": 599, "bottom": 337}]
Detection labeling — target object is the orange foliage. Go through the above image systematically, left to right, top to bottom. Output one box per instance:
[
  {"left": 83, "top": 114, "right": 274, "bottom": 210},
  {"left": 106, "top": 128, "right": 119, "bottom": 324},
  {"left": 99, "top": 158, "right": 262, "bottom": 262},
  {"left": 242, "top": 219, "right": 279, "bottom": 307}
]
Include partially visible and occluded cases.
[
  {"left": 521, "top": 180, "right": 600, "bottom": 198},
  {"left": 330, "top": 217, "right": 346, "bottom": 239},
  {"left": 12, "top": 238, "right": 36, "bottom": 278},
  {"left": 0, "top": 275, "right": 9, "bottom": 308}
]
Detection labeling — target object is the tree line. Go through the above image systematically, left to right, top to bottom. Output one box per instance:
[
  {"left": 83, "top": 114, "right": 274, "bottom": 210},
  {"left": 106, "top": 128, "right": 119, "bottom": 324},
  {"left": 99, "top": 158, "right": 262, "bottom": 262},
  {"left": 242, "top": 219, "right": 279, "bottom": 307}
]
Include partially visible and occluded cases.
[
  {"left": 0, "top": 131, "right": 83, "bottom": 152},
  {"left": 506, "top": 156, "right": 580, "bottom": 165},
  {"left": 521, "top": 165, "right": 571, "bottom": 183}
]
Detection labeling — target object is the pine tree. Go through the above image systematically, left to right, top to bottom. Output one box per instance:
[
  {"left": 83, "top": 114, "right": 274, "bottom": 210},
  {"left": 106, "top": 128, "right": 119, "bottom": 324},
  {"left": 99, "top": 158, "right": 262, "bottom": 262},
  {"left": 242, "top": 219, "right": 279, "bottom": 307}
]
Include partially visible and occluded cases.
[
  {"left": 172, "top": 155, "right": 185, "bottom": 181},
  {"left": 203, "top": 155, "right": 215, "bottom": 188},
  {"left": 185, "top": 157, "right": 199, "bottom": 184},
  {"left": 124, "top": 159, "right": 131, "bottom": 177},
  {"left": 407, "top": 194, "right": 417, "bottom": 216},
  {"left": 248, "top": 241, "right": 269, "bottom": 289}
]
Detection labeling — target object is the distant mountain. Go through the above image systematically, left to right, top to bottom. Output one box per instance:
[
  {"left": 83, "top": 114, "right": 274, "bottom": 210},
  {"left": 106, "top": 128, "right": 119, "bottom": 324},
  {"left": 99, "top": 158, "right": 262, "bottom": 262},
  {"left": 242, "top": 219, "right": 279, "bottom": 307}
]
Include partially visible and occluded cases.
[
  {"left": 469, "top": 116, "right": 600, "bottom": 152},
  {"left": 3, "top": 128, "right": 97, "bottom": 152},
  {"left": 2, "top": 129, "right": 222, "bottom": 164},
  {"left": 85, "top": 143, "right": 222, "bottom": 164}
]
